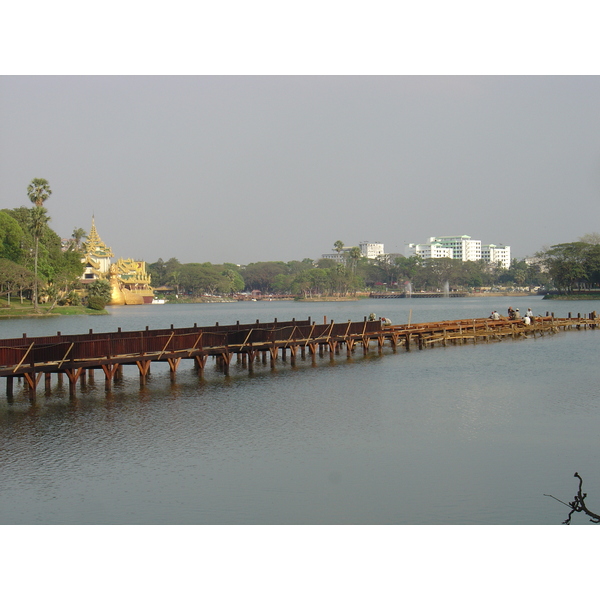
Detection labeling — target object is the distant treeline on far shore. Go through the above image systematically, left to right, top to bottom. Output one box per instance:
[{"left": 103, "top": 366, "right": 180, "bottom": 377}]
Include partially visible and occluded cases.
[{"left": 4, "top": 193, "right": 600, "bottom": 304}]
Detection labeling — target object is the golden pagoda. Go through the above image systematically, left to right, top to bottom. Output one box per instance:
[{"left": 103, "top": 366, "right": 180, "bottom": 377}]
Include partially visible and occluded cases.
[
  {"left": 81, "top": 216, "right": 113, "bottom": 281},
  {"left": 80, "top": 217, "right": 155, "bottom": 305},
  {"left": 113, "top": 257, "right": 155, "bottom": 304}
]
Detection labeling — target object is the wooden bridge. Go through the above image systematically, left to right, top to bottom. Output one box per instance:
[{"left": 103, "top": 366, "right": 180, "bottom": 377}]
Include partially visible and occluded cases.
[{"left": 1, "top": 312, "right": 598, "bottom": 400}]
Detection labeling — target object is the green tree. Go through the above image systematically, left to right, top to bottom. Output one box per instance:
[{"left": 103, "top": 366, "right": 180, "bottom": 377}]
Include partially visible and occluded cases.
[
  {"left": 27, "top": 178, "right": 52, "bottom": 310},
  {"left": 27, "top": 178, "right": 52, "bottom": 207},
  {"left": 29, "top": 205, "right": 50, "bottom": 311},
  {"left": 0, "top": 210, "right": 26, "bottom": 263},
  {"left": 71, "top": 227, "right": 87, "bottom": 250},
  {"left": 333, "top": 240, "right": 345, "bottom": 255},
  {"left": 541, "top": 243, "right": 589, "bottom": 292},
  {"left": 48, "top": 246, "right": 85, "bottom": 307},
  {"left": 348, "top": 246, "right": 362, "bottom": 274},
  {"left": 0, "top": 258, "right": 36, "bottom": 306},
  {"left": 316, "top": 258, "right": 337, "bottom": 269},
  {"left": 242, "top": 262, "right": 288, "bottom": 292},
  {"left": 220, "top": 267, "right": 245, "bottom": 294},
  {"left": 86, "top": 278, "right": 112, "bottom": 308}
]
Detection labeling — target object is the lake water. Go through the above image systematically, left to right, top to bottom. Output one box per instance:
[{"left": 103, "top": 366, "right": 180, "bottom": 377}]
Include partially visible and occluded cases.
[{"left": 1, "top": 295, "right": 600, "bottom": 525}]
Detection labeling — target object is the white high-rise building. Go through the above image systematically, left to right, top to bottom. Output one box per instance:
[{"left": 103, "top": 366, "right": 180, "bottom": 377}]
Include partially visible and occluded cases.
[
  {"left": 405, "top": 235, "right": 510, "bottom": 267},
  {"left": 429, "top": 235, "right": 481, "bottom": 261},
  {"left": 359, "top": 241, "right": 385, "bottom": 259},
  {"left": 404, "top": 242, "right": 453, "bottom": 259},
  {"left": 481, "top": 244, "right": 511, "bottom": 269}
]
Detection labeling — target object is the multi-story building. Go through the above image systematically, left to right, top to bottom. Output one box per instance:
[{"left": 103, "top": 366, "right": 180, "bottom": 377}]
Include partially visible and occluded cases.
[
  {"left": 405, "top": 235, "right": 510, "bottom": 268},
  {"left": 431, "top": 235, "right": 482, "bottom": 261},
  {"left": 322, "top": 241, "right": 385, "bottom": 262},
  {"left": 358, "top": 241, "right": 385, "bottom": 259},
  {"left": 405, "top": 242, "right": 453, "bottom": 260},
  {"left": 481, "top": 244, "right": 511, "bottom": 269},
  {"left": 321, "top": 252, "right": 347, "bottom": 263}
]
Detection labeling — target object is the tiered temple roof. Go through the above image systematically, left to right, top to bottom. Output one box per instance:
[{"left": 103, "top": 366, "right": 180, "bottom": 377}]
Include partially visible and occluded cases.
[{"left": 82, "top": 217, "right": 113, "bottom": 279}]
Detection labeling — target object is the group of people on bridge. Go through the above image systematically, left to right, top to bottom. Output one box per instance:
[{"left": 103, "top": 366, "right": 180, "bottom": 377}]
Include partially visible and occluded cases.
[{"left": 489, "top": 307, "right": 535, "bottom": 325}]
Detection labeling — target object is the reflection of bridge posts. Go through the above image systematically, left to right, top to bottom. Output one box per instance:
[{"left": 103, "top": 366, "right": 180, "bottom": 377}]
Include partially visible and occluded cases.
[
  {"left": 362, "top": 337, "right": 369, "bottom": 354},
  {"left": 269, "top": 344, "right": 277, "bottom": 368},
  {"left": 247, "top": 350, "right": 255, "bottom": 372},
  {"left": 219, "top": 351, "right": 231, "bottom": 376},
  {"left": 194, "top": 354, "right": 207, "bottom": 376},
  {"left": 168, "top": 357, "right": 181, "bottom": 380},
  {"left": 136, "top": 360, "right": 151, "bottom": 385},
  {"left": 101, "top": 364, "right": 119, "bottom": 390},
  {"left": 65, "top": 367, "right": 83, "bottom": 396},
  {"left": 24, "top": 372, "right": 41, "bottom": 400},
  {"left": 6, "top": 376, "right": 14, "bottom": 399}
]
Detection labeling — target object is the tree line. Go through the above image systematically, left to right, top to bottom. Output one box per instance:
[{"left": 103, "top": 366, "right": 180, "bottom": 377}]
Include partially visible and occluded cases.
[
  {"left": 0, "top": 179, "right": 85, "bottom": 309},
  {"left": 4, "top": 182, "right": 598, "bottom": 305},
  {"left": 537, "top": 238, "right": 600, "bottom": 293},
  {"left": 148, "top": 241, "right": 554, "bottom": 298}
]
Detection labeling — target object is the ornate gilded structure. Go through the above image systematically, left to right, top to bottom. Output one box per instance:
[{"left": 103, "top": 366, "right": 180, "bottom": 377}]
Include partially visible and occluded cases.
[
  {"left": 81, "top": 216, "right": 113, "bottom": 281},
  {"left": 81, "top": 217, "right": 154, "bottom": 305},
  {"left": 113, "top": 257, "right": 154, "bottom": 304}
]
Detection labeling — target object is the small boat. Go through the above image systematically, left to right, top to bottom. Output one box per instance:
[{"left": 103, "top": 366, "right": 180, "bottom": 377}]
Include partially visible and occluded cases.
[{"left": 151, "top": 298, "right": 166, "bottom": 304}]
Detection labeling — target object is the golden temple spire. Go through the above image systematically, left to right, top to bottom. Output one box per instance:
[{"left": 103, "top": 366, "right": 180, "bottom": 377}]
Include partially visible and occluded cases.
[{"left": 83, "top": 216, "right": 113, "bottom": 259}]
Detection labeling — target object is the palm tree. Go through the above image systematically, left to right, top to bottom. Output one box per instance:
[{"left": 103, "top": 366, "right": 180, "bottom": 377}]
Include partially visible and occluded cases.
[
  {"left": 27, "top": 178, "right": 52, "bottom": 311},
  {"left": 27, "top": 178, "right": 52, "bottom": 207},
  {"left": 29, "top": 206, "right": 50, "bottom": 311},
  {"left": 71, "top": 227, "right": 87, "bottom": 250},
  {"left": 333, "top": 240, "right": 345, "bottom": 255},
  {"left": 348, "top": 246, "right": 362, "bottom": 274}
]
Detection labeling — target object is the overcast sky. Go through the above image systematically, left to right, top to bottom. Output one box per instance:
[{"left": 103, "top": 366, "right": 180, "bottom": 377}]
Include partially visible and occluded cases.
[{"left": 2, "top": 75, "right": 599, "bottom": 265}]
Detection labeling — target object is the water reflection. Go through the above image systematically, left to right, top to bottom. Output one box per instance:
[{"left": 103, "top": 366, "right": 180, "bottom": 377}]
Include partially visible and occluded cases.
[{"left": 3, "top": 298, "right": 600, "bottom": 524}]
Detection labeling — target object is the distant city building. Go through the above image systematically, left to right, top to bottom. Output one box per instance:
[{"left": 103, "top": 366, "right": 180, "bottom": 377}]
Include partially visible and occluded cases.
[
  {"left": 405, "top": 235, "right": 510, "bottom": 268},
  {"left": 431, "top": 235, "right": 482, "bottom": 261},
  {"left": 322, "top": 241, "right": 385, "bottom": 262},
  {"left": 359, "top": 241, "right": 385, "bottom": 259},
  {"left": 405, "top": 242, "right": 453, "bottom": 260},
  {"left": 481, "top": 244, "right": 511, "bottom": 269},
  {"left": 321, "top": 252, "right": 348, "bottom": 263}
]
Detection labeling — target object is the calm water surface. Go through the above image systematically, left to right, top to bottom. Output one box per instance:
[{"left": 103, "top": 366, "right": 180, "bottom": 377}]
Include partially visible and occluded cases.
[{"left": 1, "top": 296, "right": 599, "bottom": 524}]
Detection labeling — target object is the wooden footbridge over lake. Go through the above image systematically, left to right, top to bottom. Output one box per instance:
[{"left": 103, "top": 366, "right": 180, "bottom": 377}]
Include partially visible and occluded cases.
[{"left": 1, "top": 312, "right": 598, "bottom": 400}]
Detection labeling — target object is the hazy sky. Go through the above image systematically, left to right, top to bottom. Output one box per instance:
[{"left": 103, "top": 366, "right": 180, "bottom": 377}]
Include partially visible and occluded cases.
[{"left": 2, "top": 75, "right": 599, "bottom": 265}]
